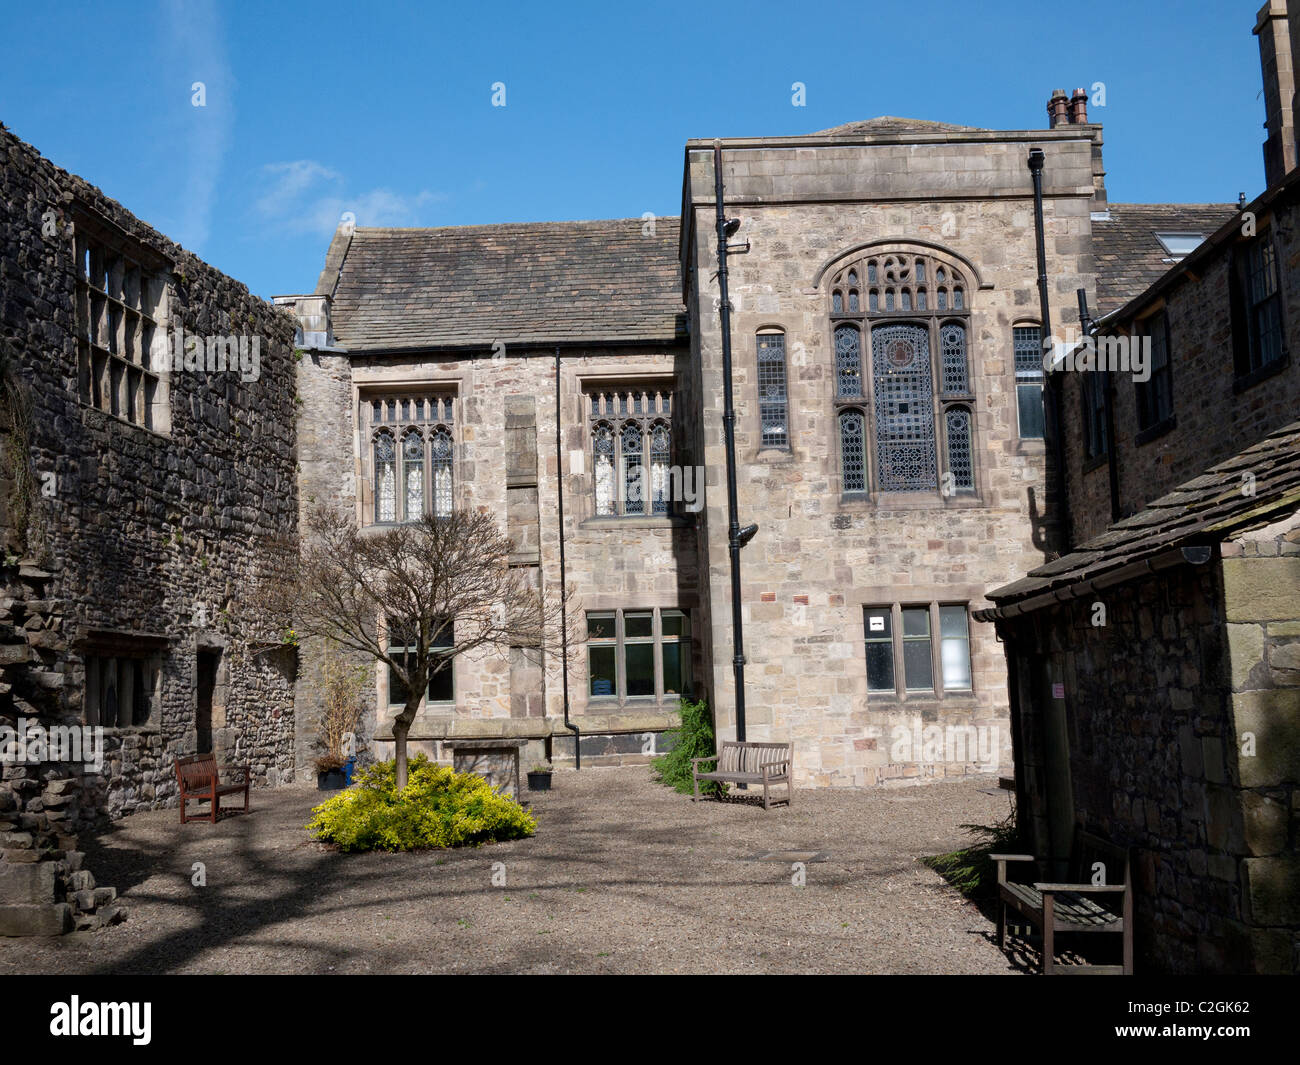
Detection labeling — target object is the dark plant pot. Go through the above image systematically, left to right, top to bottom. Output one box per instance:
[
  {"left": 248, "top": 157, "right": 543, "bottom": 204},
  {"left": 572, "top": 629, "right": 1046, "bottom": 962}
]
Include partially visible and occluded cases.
[
  {"left": 317, "top": 769, "right": 346, "bottom": 791},
  {"left": 527, "top": 771, "right": 552, "bottom": 792}
]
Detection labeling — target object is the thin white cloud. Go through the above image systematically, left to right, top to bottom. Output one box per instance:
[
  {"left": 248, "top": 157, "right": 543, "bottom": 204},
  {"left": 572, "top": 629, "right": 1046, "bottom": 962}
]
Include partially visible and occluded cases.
[
  {"left": 160, "top": 0, "right": 234, "bottom": 251},
  {"left": 254, "top": 160, "right": 444, "bottom": 235}
]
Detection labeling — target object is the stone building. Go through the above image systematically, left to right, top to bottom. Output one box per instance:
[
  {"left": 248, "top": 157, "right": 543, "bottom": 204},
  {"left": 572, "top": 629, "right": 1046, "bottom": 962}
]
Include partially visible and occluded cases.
[
  {"left": 978, "top": 1, "right": 1300, "bottom": 974},
  {"left": 282, "top": 91, "right": 1236, "bottom": 789},
  {"left": 0, "top": 125, "right": 299, "bottom": 933}
]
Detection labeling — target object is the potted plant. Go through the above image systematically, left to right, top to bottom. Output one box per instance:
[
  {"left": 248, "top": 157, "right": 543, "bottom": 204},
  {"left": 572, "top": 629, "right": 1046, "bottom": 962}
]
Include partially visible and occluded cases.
[
  {"left": 316, "top": 754, "right": 347, "bottom": 791},
  {"left": 527, "top": 762, "right": 553, "bottom": 791}
]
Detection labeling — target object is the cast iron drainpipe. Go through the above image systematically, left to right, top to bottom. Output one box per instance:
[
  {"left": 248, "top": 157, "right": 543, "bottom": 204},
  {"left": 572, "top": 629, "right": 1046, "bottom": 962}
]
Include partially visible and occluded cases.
[
  {"left": 1028, "top": 148, "right": 1071, "bottom": 554},
  {"left": 555, "top": 347, "right": 579, "bottom": 769}
]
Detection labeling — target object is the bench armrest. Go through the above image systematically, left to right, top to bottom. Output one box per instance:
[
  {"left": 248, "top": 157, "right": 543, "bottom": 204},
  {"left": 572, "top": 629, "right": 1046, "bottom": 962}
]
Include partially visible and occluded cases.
[
  {"left": 691, "top": 756, "right": 718, "bottom": 767},
  {"left": 759, "top": 759, "right": 789, "bottom": 770},
  {"left": 988, "top": 854, "right": 1035, "bottom": 862},
  {"left": 1034, "top": 882, "right": 1127, "bottom": 893}
]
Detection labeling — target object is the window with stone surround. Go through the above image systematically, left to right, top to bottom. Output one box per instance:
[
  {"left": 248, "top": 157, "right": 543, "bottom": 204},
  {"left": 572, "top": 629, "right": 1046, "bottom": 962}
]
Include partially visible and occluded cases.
[
  {"left": 73, "top": 225, "right": 169, "bottom": 432},
  {"left": 1230, "top": 230, "right": 1285, "bottom": 381},
  {"left": 829, "top": 251, "right": 975, "bottom": 497},
  {"left": 1134, "top": 311, "right": 1174, "bottom": 435},
  {"left": 1013, "top": 324, "right": 1045, "bottom": 440},
  {"left": 756, "top": 330, "right": 790, "bottom": 450},
  {"left": 1081, "top": 368, "right": 1108, "bottom": 461},
  {"left": 587, "top": 386, "right": 674, "bottom": 517},
  {"left": 365, "top": 395, "right": 455, "bottom": 525},
  {"left": 863, "top": 603, "right": 972, "bottom": 698},
  {"left": 586, "top": 608, "right": 691, "bottom": 701},
  {"left": 386, "top": 618, "right": 454, "bottom": 707},
  {"left": 83, "top": 651, "right": 162, "bottom": 728}
]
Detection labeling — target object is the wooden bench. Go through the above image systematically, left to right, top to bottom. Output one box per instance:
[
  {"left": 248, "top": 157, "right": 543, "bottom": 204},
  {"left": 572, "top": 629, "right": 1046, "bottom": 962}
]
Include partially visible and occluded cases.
[
  {"left": 692, "top": 741, "right": 793, "bottom": 810},
  {"left": 175, "top": 753, "right": 250, "bottom": 824},
  {"left": 992, "top": 827, "right": 1133, "bottom": 974}
]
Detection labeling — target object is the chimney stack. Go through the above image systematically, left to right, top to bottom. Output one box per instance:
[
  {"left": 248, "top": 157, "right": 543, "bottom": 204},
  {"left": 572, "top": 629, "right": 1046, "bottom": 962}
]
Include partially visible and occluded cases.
[
  {"left": 1256, "top": 0, "right": 1297, "bottom": 187},
  {"left": 1068, "top": 88, "right": 1089, "bottom": 124},
  {"left": 1047, "top": 89, "right": 1070, "bottom": 128}
]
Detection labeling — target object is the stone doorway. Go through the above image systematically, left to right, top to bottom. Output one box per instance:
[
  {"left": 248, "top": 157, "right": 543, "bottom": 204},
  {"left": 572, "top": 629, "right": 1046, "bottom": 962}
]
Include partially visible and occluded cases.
[{"left": 196, "top": 649, "right": 220, "bottom": 755}]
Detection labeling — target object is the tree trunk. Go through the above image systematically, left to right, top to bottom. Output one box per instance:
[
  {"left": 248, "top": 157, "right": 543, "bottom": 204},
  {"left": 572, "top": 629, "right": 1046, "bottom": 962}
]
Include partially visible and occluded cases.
[{"left": 392, "top": 696, "right": 422, "bottom": 791}]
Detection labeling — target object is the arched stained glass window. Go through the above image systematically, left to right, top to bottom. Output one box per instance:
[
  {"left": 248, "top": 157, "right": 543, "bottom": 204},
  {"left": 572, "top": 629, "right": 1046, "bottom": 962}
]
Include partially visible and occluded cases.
[
  {"left": 940, "top": 323, "right": 969, "bottom": 394},
  {"left": 872, "top": 324, "right": 937, "bottom": 492},
  {"left": 835, "top": 325, "right": 862, "bottom": 398},
  {"left": 945, "top": 406, "right": 974, "bottom": 492},
  {"left": 839, "top": 409, "right": 867, "bottom": 492},
  {"left": 593, "top": 422, "right": 615, "bottom": 516},
  {"left": 431, "top": 425, "right": 453, "bottom": 517},
  {"left": 402, "top": 428, "right": 424, "bottom": 519},
  {"left": 374, "top": 430, "right": 397, "bottom": 523}
]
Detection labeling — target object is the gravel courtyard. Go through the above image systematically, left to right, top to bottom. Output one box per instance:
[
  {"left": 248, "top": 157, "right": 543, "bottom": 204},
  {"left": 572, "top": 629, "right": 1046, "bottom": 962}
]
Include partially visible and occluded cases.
[{"left": 0, "top": 768, "right": 1020, "bottom": 975}]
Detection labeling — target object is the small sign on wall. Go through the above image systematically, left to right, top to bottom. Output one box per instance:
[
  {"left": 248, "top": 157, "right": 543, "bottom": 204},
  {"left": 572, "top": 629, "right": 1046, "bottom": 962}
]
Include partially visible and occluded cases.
[{"left": 1052, "top": 682, "right": 1065, "bottom": 699}]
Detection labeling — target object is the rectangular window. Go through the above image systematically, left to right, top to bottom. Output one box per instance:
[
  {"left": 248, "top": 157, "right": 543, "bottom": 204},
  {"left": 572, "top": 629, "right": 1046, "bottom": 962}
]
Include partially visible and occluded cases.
[
  {"left": 74, "top": 228, "right": 167, "bottom": 431},
  {"left": 1245, "top": 235, "right": 1284, "bottom": 374},
  {"left": 1135, "top": 312, "right": 1174, "bottom": 433},
  {"left": 1013, "top": 325, "right": 1045, "bottom": 439},
  {"left": 756, "top": 332, "right": 790, "bottom": 449},
  {"left": 588, "top": 387, "right": 675, "bottom": 517},
  {"left": 864, "top": 604, "right": 973, "bottom": 698},
  {"left": 585, "top": 608, "right": 692, "bottom": 701},
  {"left": 387, "top": 618, "right": 454, "bottom": 706},
  {"left": 83, "top": 652, "right": 161, "bottom": 728}
]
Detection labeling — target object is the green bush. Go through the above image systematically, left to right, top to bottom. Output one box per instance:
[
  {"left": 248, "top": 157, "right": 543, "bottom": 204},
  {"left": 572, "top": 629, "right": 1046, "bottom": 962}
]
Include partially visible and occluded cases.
[
  {"left": 652, "top": 697, "right": 724, "bottom": 797},
  {"left": 307, "top": 754, "right": 537, "bottom": 852},
  {"left": 922, "top": 807, "right": 1020, "bottom": 903}
]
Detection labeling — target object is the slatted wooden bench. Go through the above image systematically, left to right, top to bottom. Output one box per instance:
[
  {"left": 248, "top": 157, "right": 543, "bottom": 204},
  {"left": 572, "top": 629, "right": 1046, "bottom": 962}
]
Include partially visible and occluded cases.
[
  {"left": 691, "top": 741, "right": 793, "bottom": 810},
  {"left": 175, "top": 752, "right": 250, "bottom": 824},
  {"left": 992, "top": 828, "right": 1133, "bottom": 974}
]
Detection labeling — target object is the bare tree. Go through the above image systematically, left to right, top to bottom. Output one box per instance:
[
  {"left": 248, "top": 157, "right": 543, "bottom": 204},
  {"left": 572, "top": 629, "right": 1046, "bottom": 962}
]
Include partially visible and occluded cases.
[{"left": 261, "top": 505, "right": 555, "bottom": 789}]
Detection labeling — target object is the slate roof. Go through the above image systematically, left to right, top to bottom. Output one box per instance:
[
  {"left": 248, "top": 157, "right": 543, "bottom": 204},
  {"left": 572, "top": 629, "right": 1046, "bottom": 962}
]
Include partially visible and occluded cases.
[
  {"left": 813, "top": 117, "right": 988, "bottom": 136},
  {"left": 1092, "top": 203, "right": 1238, "bottom": 314},
  {"left": 327, "top": 218, "right": 686, "bottom": 351},
  {"left": 980, "top": 420, "right": 1300, "bottom": 615}
]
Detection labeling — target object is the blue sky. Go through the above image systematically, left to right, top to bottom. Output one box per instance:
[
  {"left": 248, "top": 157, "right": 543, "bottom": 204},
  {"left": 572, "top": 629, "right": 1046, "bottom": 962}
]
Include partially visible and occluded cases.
[{"left": 0, "top": 0, "right": 1264, "bottom": 299}]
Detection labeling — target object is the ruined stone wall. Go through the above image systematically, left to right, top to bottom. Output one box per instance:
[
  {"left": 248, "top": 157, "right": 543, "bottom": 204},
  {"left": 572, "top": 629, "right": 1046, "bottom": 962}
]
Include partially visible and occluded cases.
[
  {"left": 0, "top": 125, "right": 299, "bottom": 839},
  {"left": 681, "top": 132, "right": 1094, "bottom": 785}
]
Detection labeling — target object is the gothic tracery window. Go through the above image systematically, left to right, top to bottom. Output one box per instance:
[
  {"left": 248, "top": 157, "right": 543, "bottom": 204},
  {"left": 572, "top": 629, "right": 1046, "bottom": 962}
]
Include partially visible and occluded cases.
[
  {"left": 829, "top": 249, "right": 976, "bottom": 496},
  {"left": 588, "top": 387, "right": 674, "bottom": 516},
  {"left": 367, "top": 395, "right": 455, "bottom": 524}
]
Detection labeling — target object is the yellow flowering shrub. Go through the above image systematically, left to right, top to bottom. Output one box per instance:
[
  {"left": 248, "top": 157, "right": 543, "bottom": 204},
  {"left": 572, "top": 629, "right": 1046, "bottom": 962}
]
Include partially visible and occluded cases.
[{"left": 307, "top": 754, "right": 537, "bottom": 852}]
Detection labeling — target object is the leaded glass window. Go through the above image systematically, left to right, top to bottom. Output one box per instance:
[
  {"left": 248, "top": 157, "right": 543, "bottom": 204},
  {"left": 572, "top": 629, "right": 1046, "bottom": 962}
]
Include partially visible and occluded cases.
[
  {"left": 828, "top": 249, "right": 975, "bottom": 497},
  {"left": 940, "top": 323, "right": 969, "bottom": 394},
  {"left": 872, "top": 324, "right": 937, "bottom": 492},
  {"left": 1014, "top": 325, "right": 1045, "bottom": 439},
  {"left": 835, "top": 326, "right": 862, "bottom": 398},
  {"left": 757, "top": 332, "right": 790, "bottom": 449},
  {"left": 587, "top": 388, "right": 675, "bottom": 516},
  {"left": 367, "top": 395, "right": 455, "bottom": 524},
  {"left": 945, "top": 406, "right": 973, "bottom": 492},
  {"left": 839, "top": 409, "right": 867, "bottom": 492}
]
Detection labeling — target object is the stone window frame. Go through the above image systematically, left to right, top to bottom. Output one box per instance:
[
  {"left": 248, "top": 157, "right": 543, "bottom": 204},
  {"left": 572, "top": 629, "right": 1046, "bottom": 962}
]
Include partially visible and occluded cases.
[
  {"left": 71, "top": 208, "right": 172, "bottom": 434},
  {"left": 1229, "top": 226, "right": 1289, "bottom": 390},
  {"left": 827, "top": 249, "right": 980, "bottom": 505},
  {"left": 1133, "top": 308, "right": 1176, "bottom": 444},
  {"left": 1012, "top": 322, "right": 1046, "bottom": 441},
  {"left": 755, "top": 328, "right": 791, "bottom": 452},
  {"left": 585, "top": 382, "right": 676, "bottom": 519},
  {"left": 360, "top": 392, "right": 457, "bottom": 527},
  {"left": 862, "top": 602, "right": 974, "bottom": 701},
  {"left": 584, "top": 607, "right": 692, "bottom": 706},
  {"left": 384, "top": 616, "right": 455, "bottom": 710},
  {"left": 79, "top": 634, "right": 167, "bottom": 730}
]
